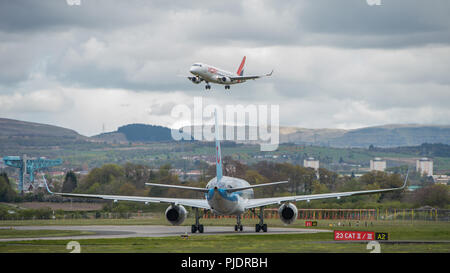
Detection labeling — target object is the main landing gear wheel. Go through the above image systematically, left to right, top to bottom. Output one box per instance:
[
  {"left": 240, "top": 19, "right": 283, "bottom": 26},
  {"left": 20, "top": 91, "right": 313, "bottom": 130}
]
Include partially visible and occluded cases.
[
  {"left": 254, "top": 207, "right": 268, "bottom": 232},
  {"left": 191, "top": 208, "right": 204, "bottom": 233},
  {"left": 234, "top": 215, "right": 243, "bottom": 232},
  {"left": 255, "top": 223, "right": 267, "bottom": 232},
  {"left": 191, "top": 224, "right": 204, "bottom": 233}
]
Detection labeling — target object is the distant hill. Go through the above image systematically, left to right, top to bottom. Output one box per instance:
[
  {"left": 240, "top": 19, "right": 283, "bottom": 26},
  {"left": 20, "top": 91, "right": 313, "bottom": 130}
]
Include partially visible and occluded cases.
[
  {"left": 1, "top": 117, "right": 449, "bottom": 148},
  {"left": 0, "top": 118, "right": 88, "bottom": 148},
  {"left": 0, "top": 118, "right": 84, "bottom": 139},
  {"left": 93, "top": 124, "right": 193, "bottom": 143},
  {"left": 118, "top": 124, "right": 172, "bottom": 142},
  {"left": 182, "top": 124, "right": 450, "bottom": 148},
  {"left": 280, "top": 124, "right": 450, "bottom": 148},
  {"left": 280, "top": 127, "right": 347, "bottom": 144},
  {"left": 90, "top": 131, "right": 128, "bottom": 144},
  {"left": 372, "top": 143, "right": 450, "bottom": 157}
]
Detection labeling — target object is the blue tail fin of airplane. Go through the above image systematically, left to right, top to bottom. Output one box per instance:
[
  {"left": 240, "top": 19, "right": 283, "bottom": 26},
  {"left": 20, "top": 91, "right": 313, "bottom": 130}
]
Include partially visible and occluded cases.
[{"left": 214, "top": 109, "right": 223, "bottom": 182}]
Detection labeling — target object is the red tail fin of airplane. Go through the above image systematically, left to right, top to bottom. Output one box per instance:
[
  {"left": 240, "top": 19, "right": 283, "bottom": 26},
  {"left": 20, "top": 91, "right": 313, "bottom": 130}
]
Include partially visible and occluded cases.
[{"left": 236, "top": 56, "right": 246, "bottom": 76}]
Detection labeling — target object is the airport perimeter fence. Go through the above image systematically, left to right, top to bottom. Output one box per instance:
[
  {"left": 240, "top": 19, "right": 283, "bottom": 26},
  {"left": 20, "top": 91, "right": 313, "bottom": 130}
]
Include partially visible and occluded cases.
[
  {"left": 1, "top": 208, "right": 449, "bottom": 222},
  {"left": 198, "top": 208, "right": 450, "bottom": 222}
]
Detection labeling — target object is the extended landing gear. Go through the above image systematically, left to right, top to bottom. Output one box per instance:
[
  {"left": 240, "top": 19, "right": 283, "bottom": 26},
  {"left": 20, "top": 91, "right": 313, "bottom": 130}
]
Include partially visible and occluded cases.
[
  {"left": 205, "top": 83, "right": 211, "bottom": 90},
  {"left": 225, "top": 85, "right": 230, "bottom": 90},
  {"left": 254, "top": 207, "right": 268, "bottom": 232},
  {"left": 191, "top": 208, "right": 204, "bottom": 233},
  {"left": 234, "top": 215, "right": 243, "bottom": 232},
  {"left": 255, "top": 223, "right": 267, "bottom": 232},
  {"left": 192, "top": 224, "right": 204, "bottom": 233}
]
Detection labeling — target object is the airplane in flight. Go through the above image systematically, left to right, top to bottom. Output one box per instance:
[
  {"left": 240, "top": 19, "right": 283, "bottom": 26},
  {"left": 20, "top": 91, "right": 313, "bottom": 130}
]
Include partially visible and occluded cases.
[
  {"left": 187, "top": 56, "right": 273, "bottom": 90},
  {"left": 44, "top": 110, "right": 409, "bottom": 233}
]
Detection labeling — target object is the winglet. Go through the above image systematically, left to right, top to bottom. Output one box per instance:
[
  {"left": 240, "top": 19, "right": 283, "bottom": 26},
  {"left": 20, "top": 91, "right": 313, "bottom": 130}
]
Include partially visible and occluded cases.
[
  {"left": 266, "top": 69, "right": 274, "bottom": 77},
  {"left": 400, "top": 168, "right": 409, "bottom": 189},
  {"left": 42, "top": 175, "right": 53, "bottom": 194}
]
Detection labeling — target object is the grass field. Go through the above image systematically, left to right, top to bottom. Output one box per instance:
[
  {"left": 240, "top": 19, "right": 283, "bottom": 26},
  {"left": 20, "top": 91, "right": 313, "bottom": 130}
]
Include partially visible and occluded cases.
[
  {"left": 0, "top": 217, "right": 448, "bottom": 253},
  {"left": 1, "top": 233, "right": 448, "bottom": 253}
]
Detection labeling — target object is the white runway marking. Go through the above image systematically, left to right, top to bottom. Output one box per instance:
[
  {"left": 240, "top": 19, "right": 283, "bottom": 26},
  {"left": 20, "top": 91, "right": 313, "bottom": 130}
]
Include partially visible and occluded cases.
[{"left": 0, "top": 225, "right": 331, "bottom": 242}]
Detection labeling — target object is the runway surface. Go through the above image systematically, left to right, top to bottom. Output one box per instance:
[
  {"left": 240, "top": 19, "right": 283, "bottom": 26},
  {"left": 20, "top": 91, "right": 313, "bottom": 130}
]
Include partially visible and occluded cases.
[{"left": 0, "top": 225, "right": 331, "bottom": 242}]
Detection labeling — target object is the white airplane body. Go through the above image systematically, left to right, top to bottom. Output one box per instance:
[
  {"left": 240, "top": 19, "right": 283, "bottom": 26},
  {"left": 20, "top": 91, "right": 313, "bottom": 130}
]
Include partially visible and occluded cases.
[
  {"left": 188, "top": 56, "right": 273, "bottom": 90},
  {"left": 44, "top": 110, "right": 408, "bottom": 233}
]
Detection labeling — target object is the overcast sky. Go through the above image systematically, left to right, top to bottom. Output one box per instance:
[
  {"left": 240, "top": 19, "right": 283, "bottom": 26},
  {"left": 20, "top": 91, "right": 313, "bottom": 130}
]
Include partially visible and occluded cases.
[{"left": 0, "top": 0, "right": 449, "bottom": 136}]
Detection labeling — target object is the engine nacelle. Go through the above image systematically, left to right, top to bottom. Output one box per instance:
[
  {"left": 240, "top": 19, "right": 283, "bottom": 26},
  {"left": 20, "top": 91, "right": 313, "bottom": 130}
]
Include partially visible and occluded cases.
[
  {"left": 188, "top": 76, "right": 202, "bottom": 84},
  {"left": 218, "top": 76, "right": 231, "bottom": 83},
  {"left": 278, "top": 203, "right": 298, "bottom": 225},
  {"left": 165, "top": 204, "right": 187, "bottom": 225}
]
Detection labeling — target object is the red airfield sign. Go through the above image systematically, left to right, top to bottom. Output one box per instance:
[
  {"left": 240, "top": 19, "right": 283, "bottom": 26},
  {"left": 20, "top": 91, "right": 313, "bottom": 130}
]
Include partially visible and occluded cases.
[{"left": 334, "top": 231, "right": 375, "bottom": 241}]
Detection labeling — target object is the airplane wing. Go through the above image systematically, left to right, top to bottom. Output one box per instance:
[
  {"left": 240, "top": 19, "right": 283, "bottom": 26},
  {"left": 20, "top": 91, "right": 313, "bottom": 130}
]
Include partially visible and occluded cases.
[
  {"left": 229, "top": 70, "right": 273, "bottom": 81},
  {"left": 187, "top": 76, "right": 204, "bottom": 84},
  {"left": 244, "top": 172, "right": 409, "bottom": 209},
  {"left": 43, "top": 176, "right": 210, "bottom": 209},
  {"left": 146, "top": 181, "right": 288, "bottom": 193}
]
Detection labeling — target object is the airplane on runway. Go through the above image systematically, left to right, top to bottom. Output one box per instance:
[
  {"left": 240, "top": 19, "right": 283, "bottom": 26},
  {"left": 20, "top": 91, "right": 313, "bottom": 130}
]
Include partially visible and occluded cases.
[
  {"left": 187, "top": 56, "right": 273, "bottom": 90},
  {"left": 43, "top": 110, "right": 409, "bottom": 234}
]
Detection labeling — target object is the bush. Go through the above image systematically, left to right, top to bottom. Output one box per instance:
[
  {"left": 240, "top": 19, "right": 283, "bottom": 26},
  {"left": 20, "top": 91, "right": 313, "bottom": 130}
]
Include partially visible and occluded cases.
[{"left": 412, "top": 184, "right": 449, "bottom": 208}]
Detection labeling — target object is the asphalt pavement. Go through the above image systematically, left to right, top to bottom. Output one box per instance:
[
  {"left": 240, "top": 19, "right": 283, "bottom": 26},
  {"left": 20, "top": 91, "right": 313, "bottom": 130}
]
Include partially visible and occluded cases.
[{"left": 0, "top": 225, "right": 332, "bottom": 242}]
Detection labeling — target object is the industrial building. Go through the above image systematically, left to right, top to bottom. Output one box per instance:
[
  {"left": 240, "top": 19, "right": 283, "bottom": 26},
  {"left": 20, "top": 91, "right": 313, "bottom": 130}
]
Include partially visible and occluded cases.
[
  {"left": 304, "top": 157, "right": 319, "bottom": 171},
  {"left": 304, "top": 157, "right": 320, "bottom": 179},
  {"left": 370, "top": 157, "right": 386, "bottom": 172},
  {"left": 416, "top": 157, "right": 433, "bottom": 177}
]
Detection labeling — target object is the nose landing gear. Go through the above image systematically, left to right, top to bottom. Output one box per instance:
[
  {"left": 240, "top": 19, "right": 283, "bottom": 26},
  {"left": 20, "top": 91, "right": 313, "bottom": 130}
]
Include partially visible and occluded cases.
[{"left": 234, "top": 215, "right": 243, "bottom": 232}]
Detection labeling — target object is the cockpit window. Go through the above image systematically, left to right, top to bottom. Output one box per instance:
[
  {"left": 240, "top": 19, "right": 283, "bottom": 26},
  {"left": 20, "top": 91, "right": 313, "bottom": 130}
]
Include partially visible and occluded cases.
[{"left": 192, "top": 63, "right": 202, "bottom": 67}]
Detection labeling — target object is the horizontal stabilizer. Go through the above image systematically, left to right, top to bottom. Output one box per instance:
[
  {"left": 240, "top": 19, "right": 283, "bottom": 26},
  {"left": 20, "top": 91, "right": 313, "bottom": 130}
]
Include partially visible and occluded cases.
[
  {"left": 227, "top": 181, "right": 288, "bottom": 193},
  {"left": 145, "top": 183, "right": 209, "bottom": 193}
]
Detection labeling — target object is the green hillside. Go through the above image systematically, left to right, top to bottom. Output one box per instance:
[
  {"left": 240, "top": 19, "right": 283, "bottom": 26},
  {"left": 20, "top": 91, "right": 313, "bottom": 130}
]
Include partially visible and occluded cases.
[
  {"left": 0, "top": 118, "right": 89, "bottom": 150},
  {"left": 282, "top": 124, "right": 450, "bottom": 148}
]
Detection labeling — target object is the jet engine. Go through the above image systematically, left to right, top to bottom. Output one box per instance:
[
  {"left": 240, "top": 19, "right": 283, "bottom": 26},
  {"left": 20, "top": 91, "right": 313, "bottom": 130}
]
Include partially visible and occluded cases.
[
  {"left": 188, "top": 76, "right": 202, "bottom": 84},
  {"left": 219, "top": 76, "right": 232, "bottom": 83},
  {"left": 278, "top": 203, "right": 298, "bottom": 225},
  {"left": 165, "top": 204, "right": 187, "bottom": 225}
]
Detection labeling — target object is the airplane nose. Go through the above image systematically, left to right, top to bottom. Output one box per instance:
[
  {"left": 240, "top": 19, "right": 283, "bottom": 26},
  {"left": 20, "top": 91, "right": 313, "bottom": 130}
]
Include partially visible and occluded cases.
[{"left": 190, "top": 66, "right": 196, "bottom": 73}]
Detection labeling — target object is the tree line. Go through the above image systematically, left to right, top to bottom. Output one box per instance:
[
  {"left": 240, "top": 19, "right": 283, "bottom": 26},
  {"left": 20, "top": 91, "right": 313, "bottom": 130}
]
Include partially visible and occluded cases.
[{"left": 1, "top": 159, "right": 448, "bottom": 208}]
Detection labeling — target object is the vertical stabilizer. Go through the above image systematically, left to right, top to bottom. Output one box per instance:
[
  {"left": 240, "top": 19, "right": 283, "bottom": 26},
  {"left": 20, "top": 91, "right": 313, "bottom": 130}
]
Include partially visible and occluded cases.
[
  {"left": 236, "top": 56, "right": 246, "bottom": 76},
  {"left": 214, "top": 109, "right": 223, "bottom": 182}
]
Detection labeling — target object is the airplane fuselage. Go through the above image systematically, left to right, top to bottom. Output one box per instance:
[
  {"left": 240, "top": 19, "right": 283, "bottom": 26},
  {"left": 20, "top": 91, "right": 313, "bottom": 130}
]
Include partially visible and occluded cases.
[
  {"left": 190, "top": 63, "right": 244, "bottom": 85},
  {"left": 205, "top": 176, "right": 254, "bottom": 215}
]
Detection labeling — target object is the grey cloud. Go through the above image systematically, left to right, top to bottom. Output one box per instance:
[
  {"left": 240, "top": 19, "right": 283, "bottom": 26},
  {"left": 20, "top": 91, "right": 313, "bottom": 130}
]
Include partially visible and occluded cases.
[
  {"left": 0, "top": 0, "right": 449, "bottom": 133},
  {"left": 0, "top": 0, "right": 160, "bottom": 32},
  {"left": 0, "top": 0, "right": 448, "bottom": 90},
  {"left": 297, "top": 0, "right": 450, "bottom": 41},
  {"left": 2, "top": 1, "right": 448, "bottom": 46},
  {"left": 147, "top": 102, "right": 178, "bottom": 116}
]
